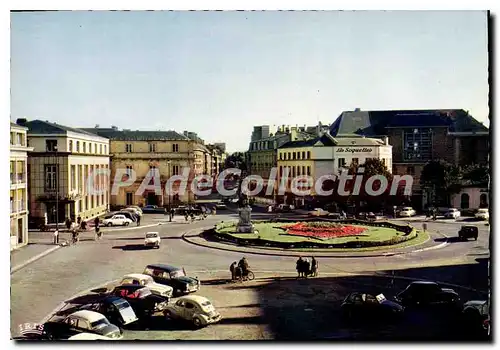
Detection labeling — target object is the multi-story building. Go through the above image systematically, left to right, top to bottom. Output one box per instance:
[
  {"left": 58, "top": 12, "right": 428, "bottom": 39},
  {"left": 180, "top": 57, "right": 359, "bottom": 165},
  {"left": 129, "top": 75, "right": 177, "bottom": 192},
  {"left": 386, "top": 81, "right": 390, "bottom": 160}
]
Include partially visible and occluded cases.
[
  {"left": 330, "top": 109, "right": 489, "bottom": 209},
  {"left": 20, "top": 119, "right": 110, "bottom": 226},
  {"left": 10, "top": 122, "right": 33, "bottom": 250},
  {"left": 247, "top": 124, "right": 321, "bottom": 182},
  {"left": 82, "top": 127, "right": 198, "bottom": 208},
  {"left": 277, "top": 133, "right": 392, "bottom": 206}
]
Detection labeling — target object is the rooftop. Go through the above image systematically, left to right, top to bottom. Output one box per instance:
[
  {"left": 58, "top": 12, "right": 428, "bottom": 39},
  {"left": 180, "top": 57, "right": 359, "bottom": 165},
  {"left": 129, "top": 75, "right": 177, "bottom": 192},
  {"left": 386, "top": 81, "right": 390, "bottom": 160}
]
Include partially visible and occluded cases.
[
  {"left": 22, "top": 120, "right": 106, "bottom": 138},
  {"left": 81, "top": 128, "right": 190, "bottom": 141}
]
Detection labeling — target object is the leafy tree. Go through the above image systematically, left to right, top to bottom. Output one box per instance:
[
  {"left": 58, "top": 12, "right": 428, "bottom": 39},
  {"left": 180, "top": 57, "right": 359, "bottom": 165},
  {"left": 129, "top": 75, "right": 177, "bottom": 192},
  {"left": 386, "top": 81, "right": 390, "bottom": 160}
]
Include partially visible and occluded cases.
[
  {"left": 224, "top": 152, "right": 247, "bottom": 172},
  {"left": 420, "top": 160, "right": 462, "bottom": 206},
  {"left": 461, "top": 164, "right": 489, "bottom": 186}
]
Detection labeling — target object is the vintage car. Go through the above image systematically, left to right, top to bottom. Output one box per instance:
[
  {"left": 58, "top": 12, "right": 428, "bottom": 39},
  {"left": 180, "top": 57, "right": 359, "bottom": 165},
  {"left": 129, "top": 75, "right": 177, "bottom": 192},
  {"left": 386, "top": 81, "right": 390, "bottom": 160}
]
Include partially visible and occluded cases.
[
  {"left": 142, "top": 205, "right": 167, "bottom": 214},
  {"left": 123, "top": 207, "right": 143, "bottom": 217},
  {"left": 398, "top": 207, "right": 416, "bottom": 217},
  {"left": 444, "top": 208, "right": 461, "bottom": 219},
  {"left": 475, "top": 208, "right": 489, "bottom": 221},
  {"left": 102, "top": 214, "right": 132, "bottom": 227},
  {"left": 458, "top": 225, "right": 479, "bottom": 241},
  {"left": 144, "top": 232, "right": 161, "bottom": 248},
  {"left": 143, "top": 264, "right": 200, "bottom": 296},
  {"left": 119, "top": 273, "right": 173, "bottom": 298},
  {"left": 395, "top": 281, "right": 460, "bottom": 308},
  {"left": 110, "top": 285, "right": 169, "bottom": 319},
  {"left": 341, "top": 292, "right": 404, "bottom": 323},
  {"left": 57, "top": 295, "right": 138, "bottom": 327},
  {"left": 164, "top": 295, "right": 221, "bottom": 328},
  {"left": 462, "top": 299, "right": 490, "bottom": 336},
  {"left": 43, "top": 310, "right": 123, "bottom": 340},
  {"left": 68, "top": 332, "right": 114, "bottom": 340}
]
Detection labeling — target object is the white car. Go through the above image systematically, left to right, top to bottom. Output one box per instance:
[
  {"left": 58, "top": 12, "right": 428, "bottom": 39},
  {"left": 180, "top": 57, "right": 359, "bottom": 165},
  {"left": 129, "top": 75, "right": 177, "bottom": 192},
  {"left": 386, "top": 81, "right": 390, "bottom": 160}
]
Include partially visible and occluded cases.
[
  {"left": 398, "top": 207, "right": 416, "bottom": 217},
  {"left": 309, "top": 208, "right": 329, "bottom": 217},
  {"left": 444, "top": 208, "right": 461, "bottom": 219},
  {"left": 475, "top": 208, "right": 489, "bottom": 221},
  {"left": 103, "top": 214, "right": 132, "bottom": 227},
  {"left": 144, "top": 232, "right": 161, "bottom": 248},
  {"left": 119, "top": 274, "right": 173, "bottom": 298},
  {"left": 68, "top": 332, "right": 114, "bottom": 340}
]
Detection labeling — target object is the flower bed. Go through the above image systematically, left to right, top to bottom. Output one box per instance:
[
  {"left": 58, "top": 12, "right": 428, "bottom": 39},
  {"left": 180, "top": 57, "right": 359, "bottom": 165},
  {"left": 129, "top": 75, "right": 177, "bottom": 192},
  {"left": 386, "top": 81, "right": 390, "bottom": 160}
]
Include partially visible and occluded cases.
[{"left": 283, "top": 222, "right": 368, "bottom": 239}]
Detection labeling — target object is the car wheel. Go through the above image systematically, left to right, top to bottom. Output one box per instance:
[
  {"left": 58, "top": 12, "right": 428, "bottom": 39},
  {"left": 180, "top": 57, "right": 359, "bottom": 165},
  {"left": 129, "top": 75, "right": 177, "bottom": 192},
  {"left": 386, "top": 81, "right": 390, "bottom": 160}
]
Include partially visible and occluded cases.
[
  {"left": 107, "top": 222, "right": 112, "bottom": 227},
  {"left": 124, "top": 222, "right": 130, "bottom": 226},
  {"left": 475, "top": 236, "right": 478, "bottom": 241},
  {"left": 164, "top": 310, "right": 173, "bottom": 319},
  {"left": 193, "top": 317, "right": 203, "bottom": 328}
]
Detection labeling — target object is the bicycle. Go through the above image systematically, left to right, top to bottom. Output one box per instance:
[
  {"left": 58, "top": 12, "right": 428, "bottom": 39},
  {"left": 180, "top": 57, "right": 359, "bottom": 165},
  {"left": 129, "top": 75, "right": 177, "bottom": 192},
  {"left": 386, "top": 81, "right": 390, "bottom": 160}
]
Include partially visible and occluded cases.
[{"left": 237, "top": 270, "right": 255, "bottom": 282}]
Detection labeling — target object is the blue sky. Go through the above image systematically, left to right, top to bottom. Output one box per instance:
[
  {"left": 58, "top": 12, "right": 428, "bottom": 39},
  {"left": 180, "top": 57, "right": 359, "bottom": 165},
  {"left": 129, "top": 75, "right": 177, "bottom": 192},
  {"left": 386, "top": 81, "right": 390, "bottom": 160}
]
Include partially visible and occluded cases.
[{"left": 10, "top": 11, "right": 489, "bottom": 152}]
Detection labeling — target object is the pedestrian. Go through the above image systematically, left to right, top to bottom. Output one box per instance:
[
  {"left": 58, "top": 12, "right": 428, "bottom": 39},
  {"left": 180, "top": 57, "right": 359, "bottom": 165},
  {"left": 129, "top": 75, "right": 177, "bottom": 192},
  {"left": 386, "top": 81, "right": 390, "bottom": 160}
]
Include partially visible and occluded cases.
[
  {"left": 137, "top": 215, "right": 141, "bottom": 226},
  {"left": 77, "top": 216, "right": 82, "bottom": 225},
  {"left": 94, "top": 216, "right": 100, "bottom": 228},
  {"left": 65, "top": 217, "right": 72, "bottom": 231},
  {"left": 81, "top": 220, "right": 87, "bottom": 231},
  {"left": 95, "top": 225, "right": 102, "bottom": 240},
  {"left": 53, "top": 229, "right": 59, "bottom": 245},
  {"left": 296, "top": 257, "right": 304, "bottom": 278},
  {"left": 311, "top": 257, "right": 318, "bottom": 277},
  {"left": 304, "top": 258, "right": 311, "bottom": 278},
  {"left": 230, "top": 262, "right": 237, "bottom": 281}
]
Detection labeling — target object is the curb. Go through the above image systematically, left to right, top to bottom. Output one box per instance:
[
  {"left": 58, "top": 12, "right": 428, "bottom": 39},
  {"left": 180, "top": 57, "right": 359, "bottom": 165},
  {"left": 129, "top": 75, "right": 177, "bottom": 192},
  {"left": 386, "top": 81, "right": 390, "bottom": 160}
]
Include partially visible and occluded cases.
[
  {"left": 181, "top": 230, "right": 440, "bottom": 259},
  {"left": 11, "top": 245, "right": 61, "bottom": 274}
]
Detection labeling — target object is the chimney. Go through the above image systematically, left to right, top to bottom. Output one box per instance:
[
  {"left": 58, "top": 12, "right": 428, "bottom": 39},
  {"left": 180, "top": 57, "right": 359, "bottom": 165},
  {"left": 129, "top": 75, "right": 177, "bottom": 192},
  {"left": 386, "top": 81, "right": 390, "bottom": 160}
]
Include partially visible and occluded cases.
[
  {"left": 16, "top": 118, "right": 27, "bottom": 126},
  {"left": 111, "top": 125, "right": 118, "bottom": 130},
  {"left": 384, "top": 136, "right": 389, "bottom": 145}
]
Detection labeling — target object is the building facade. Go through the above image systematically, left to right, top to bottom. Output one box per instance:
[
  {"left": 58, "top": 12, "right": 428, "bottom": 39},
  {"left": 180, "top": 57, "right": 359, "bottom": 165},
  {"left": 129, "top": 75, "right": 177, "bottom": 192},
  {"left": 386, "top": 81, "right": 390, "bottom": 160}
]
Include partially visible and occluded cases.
[
  {"left": 330, "top": 109, "right": 489, "bottom": 210},
  {"left": 21, "top": 119, "right": 110, "bottom": 226},
  {"left": 10, "top": 123, "right": 33, "bottom": 250},
  {"left": 82, "top": 128, "right": 198, "bottom": 208}
]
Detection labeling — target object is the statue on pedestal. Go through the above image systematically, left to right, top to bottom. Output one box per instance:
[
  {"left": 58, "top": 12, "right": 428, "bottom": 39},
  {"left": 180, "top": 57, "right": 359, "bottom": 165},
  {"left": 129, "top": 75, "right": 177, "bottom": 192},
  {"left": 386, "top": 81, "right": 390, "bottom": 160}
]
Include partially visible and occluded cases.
[{"left": 237, "top": 204, "right": 254, "bottom": 233}]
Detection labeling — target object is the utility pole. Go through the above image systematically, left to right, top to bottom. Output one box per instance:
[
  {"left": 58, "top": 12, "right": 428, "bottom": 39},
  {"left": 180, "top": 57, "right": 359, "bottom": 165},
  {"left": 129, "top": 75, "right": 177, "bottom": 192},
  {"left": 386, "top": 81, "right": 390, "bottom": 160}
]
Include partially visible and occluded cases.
[
  {"left": 55, "top": 145, "right": 59, "bottom": 231},
  {"left": 167, "top": 160, "right": 172, "bottom": 222}
]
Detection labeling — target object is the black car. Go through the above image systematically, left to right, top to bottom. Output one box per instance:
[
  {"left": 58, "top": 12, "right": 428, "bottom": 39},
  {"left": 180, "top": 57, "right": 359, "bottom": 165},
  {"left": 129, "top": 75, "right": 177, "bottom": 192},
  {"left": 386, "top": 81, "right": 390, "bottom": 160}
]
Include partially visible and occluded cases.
[
  {"left": 142, "top": 205, "right": 166, "bottom": 214},
  {"left": 458, "top": 225, "right": 479, "bottom": 241},
  {"left": 143, "top": 264, "right": 200, "bottom": 296},
  {"left": 396, "top": 281, "right": 460, "bottom": 308},
  {"left": 110, "top": 285, "right": 169, "bottom": 319},
  {"left": 341, "top": 292, "right": 404, "bottom": 323},
  {"left": 57, "top": 295, "right": 138, "bottom": 327},
  {"left": 462, "top": 300, "right": 490, "bottom": 336}
]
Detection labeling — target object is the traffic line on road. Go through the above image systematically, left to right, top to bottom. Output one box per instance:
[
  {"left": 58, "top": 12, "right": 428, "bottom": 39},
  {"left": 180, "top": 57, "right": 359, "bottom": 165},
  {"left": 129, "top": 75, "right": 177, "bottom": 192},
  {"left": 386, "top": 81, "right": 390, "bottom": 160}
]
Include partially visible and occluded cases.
[{"left": 11, "top": 246, "right": 61, "bottom": 274}]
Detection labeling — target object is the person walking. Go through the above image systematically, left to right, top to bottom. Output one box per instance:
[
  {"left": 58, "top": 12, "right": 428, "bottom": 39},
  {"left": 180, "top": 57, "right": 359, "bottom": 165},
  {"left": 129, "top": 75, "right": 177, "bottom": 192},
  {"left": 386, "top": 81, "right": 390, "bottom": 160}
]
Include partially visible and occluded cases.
[
  {"left": 136, "top": 214, "right": 141, "bottom": 226},
  {"left": 65, "top": 217, "right": 72, "bottom": 231},
  {"left": 53, "top": 229, "right": 59, "bottom": 245},
  {"left": 296, "top": 257, "right": 304, "bottom": 278},
  {"left": 311, "top": 257, "right": 318, "bottom": 277},
  {"left": 304, "top": 258, "right": 311, "bottom": 278},
  {"left": 230, "top": 262, "right": 237, "bottom": 281}
]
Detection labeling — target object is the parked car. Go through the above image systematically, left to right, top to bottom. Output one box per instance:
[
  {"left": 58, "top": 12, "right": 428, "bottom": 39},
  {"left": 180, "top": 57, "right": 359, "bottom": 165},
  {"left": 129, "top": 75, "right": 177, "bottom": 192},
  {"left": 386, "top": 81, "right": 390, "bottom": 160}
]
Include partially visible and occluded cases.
[
  {"left": 215, "top": 203, "right": 227, "bottom": 210},
  {"left": 275, "top": 204, "right": 292, "bottom": 213},
  {"left": 127, "top": 205, "right": 143, "bottom": 214},
  {"left": 142, "top": 205, "right": 166, "bottom": 214},
  {"left": 123, "top": 207, "right": 143, "bottom": 217},
  {"left": 398, "top": 207, "right": 416, "bottom": 217},
  {"left": 309, "top": 208, "right": 329, "bottom": 217},
  {"left": 444, "top": 208, "right": 461, "bottom": 219},
  {"left": 475, "top": 208, "right": 489, "bottom": 221},
  {"left": 105, "top": 211, "right": 137, "bottom": 222},
  {"left": 103, "top": 214, "right": 132, "bottom": 227},
  {"left": 458, "top": 225, "right": 479, "bottom": 241},
  {"left": 144, "top": 232, "right": 161, "bottom": 248},
  {"left": 143, "top": 264, "right": 200, "bottom": 296},
  {"left": 119, "top": 274, "right": 173, "bottom": 298},
  {"left": 395, "top": 281, "right": 460, "bottom": 308},
  {"left": 110, "top": 285, "right": 169, "bottom": 319},
  {"left": 341, "top": 292, "right": 404, "bottom": 322},
  {"left": 56, "top": 295, "right": 138, "bottom": 327},
  {"left": 164, "top": 295, "right": 221, "bottom": 328},
  {"left": 462, "top": 300, "right": 489, "bottom": 335},
  {"left": 42, "top": 310, "right": 123, "bottom": 340},
  {"left": 68, "top": 332, "right": 114, "bottom": 340}
]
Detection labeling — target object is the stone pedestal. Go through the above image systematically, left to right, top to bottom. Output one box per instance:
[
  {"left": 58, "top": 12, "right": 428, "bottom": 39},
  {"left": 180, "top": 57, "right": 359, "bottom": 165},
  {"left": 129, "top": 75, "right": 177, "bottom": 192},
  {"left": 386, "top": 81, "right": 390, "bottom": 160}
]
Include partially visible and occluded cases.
[{"left": 236, "top": 205, "right": 254, "bottom": 233}]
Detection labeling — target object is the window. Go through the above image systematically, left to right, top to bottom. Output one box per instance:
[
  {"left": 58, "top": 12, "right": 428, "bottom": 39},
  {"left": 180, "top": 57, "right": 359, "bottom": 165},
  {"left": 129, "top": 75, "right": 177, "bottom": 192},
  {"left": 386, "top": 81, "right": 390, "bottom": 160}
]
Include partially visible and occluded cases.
[
  {"left": 404, "top": 128, "right": 432, "bottom": 161},
  {"left": 18, "top": 133, "right": 24, "bottom": 146},
  {"left": 46, "top": 140, "right": 58, "bottom": 152},
  {"left": 69, "top": 140, "right": 73, "bottom": 152},
  {"left": 76, "top": 141, "right": 80, "bottom": 152},
  {"left": 83, "top": 142, "right": 87, "bottom": 153},
  {"left": 89, "top": 143, "right": 92, "bottom": 154},
  {"left": 149, "top": 143, "right": 156, "bottom": 152},
  {"left": 172, "top": 143, "right": 179, "bottom": 152},
  {"left": 99, "top": 144, "right": 103, "bottom": 154},
  {"left": 125, "top": 144, "right": 133, "bottom": 153},
  {"left": 104, "top": 145, "right": 107, "bottom": 154},
  {"left": 307, "top": 151, "right": 311, "bottom": 159},
  {"left": 288, "top": 152, "right": 291, "bottom": 160},
  {"left": 293, "top": 152, "right": 296, "bottom": 160},
  {"left": 279, "top": 153, "right": 283, "bottom": 160},
  {"left": 338, "top": 158, "right": 346, "bottom": 168},
  {"left": 352, "top": 158, "right": 359, "bottom": 165},
  {"left": 382, "top": 158, "right": 386, "bottom": 166},
  {"left": 44, "top": 165, "right": 58, "bottom": 190},
  {"left": 71, "top": 165, "right": 76, "bottom": 190},
  {"left": 173, "top": 165, "right": 180, "bottom": 175},
  {"left": 126, "top": 166, "right": 133, "bottom": 176},
  {"left": 279, "top": 166, "right": 283, "bottom": 177},
  {"left": 297, "top": 166, "right": 301, "bottom": 176},
  {"left": 302, "top": 166, "right": 306, "bottom": 175},
  {"left": 307, "top": 166, "right": 311, "bottom": 176},
  {"left": 406, "top": 166, "right": 415, "bottom": 175},
  {"left": 292, "top": 167, "right": 296, "bottom": 177},
  {"left": 126, "top": 192, "right": 134, "bottom": 206},
  {"left": 460, "top": 193, "right": 470, "bottom": 209},
  {"left": 480, "top": 193, "right": 488, "bottom": 208},
  {"left": 185, "top": 302, "right": 194, "bottom": 309}
]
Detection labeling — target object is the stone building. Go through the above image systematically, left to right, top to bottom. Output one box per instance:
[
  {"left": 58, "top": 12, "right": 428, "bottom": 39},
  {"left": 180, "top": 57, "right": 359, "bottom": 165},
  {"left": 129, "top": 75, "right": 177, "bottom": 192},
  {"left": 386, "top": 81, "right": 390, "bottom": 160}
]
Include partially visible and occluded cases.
[
  {"left": 330, "top": 109, "right": 489, "bottom": 210},
  {"left": 21, "top": 119, "right": 110, "bottom": 226},
  {"left": 10, "top": 122, "right": 33, "bottom": 250},
  {"left": 82, "top": 127, "right": 199, "bottom": 208}
]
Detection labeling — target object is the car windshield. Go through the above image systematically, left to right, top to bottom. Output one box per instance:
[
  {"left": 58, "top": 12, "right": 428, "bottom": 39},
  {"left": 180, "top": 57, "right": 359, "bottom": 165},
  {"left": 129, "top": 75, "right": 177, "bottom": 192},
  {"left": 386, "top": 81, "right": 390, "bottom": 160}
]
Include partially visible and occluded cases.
[
  {"left": 478, "top": 209, "right": 488, "bottom": 213},
  {"left": 146, "top": 233, "right": 158, "bottom": 238},
  {"left": 170, "top": 270, "right": 186, "bottom": 278},
  {"left": 114, "top": 300, "right": 130, "bottom": 310},
  {"left": 201, "top": 301, "right": 212, "bottom": 307},
  {"left": 90, "top": 318, "right": 110, "bottom": 329}
]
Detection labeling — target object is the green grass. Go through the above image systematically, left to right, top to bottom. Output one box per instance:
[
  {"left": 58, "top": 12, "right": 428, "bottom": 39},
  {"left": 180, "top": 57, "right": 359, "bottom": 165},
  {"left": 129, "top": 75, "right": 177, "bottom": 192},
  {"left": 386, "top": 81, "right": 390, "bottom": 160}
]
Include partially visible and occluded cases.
[{"left": 218, "top": 222, "right": 402, "bottom": 245}]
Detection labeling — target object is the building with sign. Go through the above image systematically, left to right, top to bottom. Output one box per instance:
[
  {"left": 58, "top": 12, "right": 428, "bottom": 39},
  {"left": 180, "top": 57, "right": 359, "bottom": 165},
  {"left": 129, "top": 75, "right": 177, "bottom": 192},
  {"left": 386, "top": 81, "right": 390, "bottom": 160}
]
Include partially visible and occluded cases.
[{"left": 330, "top": 109, "right": 489, "bottom": 210}]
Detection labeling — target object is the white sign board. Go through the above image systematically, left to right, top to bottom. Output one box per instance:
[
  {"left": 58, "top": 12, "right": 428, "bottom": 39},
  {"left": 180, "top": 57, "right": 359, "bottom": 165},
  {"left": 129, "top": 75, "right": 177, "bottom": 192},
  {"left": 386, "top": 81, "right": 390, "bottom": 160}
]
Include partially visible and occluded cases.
[{"left": 376, "top": 294, "right": 387, "bottom": 303}]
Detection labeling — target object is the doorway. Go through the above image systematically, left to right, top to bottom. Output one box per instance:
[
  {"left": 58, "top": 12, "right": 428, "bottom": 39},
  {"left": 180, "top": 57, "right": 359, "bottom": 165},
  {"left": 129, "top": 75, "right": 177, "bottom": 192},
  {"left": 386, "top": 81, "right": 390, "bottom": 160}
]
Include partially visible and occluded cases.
[
  {"left": 147, "top": 192, "right": 158, "bottom": 206},
  {"left": 17, "top": 218, "right": 23, "bottom": 244}
]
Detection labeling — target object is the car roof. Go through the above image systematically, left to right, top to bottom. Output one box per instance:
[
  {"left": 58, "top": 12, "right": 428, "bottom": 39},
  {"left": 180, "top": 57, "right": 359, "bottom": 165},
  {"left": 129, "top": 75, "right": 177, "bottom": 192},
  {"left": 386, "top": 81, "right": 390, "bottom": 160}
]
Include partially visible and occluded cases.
[
  {"left": 462, "top": 225, "right": 477, "bottom": 229},
  {"left": 146, "top": 232, "right": 159, "bottom": 235},
  {"left": 146, "top": 264, "right": 182, "bottom": 272},
  {"left": 123, "top": 273, "right": 151, "bottom": 279},
  {"left": 114, "top": 284, "right": 146, "bottom": 290},
  {"left": 66, "top": 294, "right": 120, "bottom": 305},
  {"left": 178, "top": 295, "right": 210, "bottom": 304},
  {"left": 69, "top": 310, "right": 105, "bottom": 322}
]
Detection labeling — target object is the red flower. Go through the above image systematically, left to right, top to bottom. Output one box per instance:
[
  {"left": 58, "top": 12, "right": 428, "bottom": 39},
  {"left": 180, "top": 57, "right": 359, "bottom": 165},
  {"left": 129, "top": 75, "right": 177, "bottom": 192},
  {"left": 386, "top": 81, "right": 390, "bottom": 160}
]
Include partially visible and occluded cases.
[{"left": 284, "top": 223, "right": 367, "bottom": 239}]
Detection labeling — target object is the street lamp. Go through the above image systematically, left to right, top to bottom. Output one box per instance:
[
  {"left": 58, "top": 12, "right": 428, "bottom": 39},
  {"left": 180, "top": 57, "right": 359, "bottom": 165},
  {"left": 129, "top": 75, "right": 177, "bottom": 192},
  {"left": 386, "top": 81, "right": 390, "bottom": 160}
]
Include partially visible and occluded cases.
[
  {"left": 54, "top": 145, "right": 59, "bottom": 231},
  {"left": 167, "top": 160, "right": 172, "bottom": 222}
]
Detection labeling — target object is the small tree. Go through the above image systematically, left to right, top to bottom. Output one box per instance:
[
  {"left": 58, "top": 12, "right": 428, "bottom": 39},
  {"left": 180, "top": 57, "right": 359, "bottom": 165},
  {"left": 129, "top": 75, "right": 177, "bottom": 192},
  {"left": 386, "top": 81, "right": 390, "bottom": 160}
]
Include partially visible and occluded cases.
[{"left": 420, "top": 160, "right": 462, "bottom": 207}]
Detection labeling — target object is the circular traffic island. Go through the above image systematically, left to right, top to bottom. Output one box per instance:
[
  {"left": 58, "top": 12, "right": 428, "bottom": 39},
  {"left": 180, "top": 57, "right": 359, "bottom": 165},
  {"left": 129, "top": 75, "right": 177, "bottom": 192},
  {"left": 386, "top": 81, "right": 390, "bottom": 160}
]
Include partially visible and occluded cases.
[{"left": 205, "top": 219, "right": 429, "bottom": 252}]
